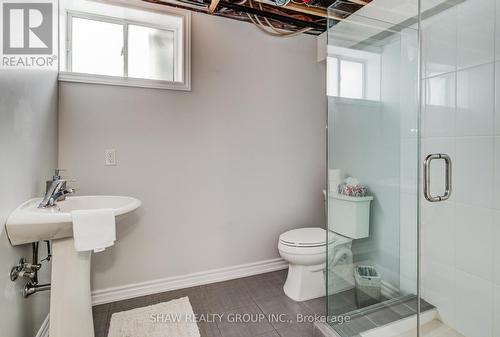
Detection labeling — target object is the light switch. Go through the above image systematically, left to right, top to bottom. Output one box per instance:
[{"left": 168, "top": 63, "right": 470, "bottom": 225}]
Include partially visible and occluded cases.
[{"left": 105, "top": 149, "right": 116, "bottom": 166}]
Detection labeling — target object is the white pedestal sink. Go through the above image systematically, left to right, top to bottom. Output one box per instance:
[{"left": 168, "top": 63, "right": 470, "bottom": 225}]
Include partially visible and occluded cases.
[{"left": 6, "top": 196, "right": 141, "bottom": 337}]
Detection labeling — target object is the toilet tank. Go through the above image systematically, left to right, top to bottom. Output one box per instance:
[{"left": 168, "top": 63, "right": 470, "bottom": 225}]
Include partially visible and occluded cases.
[{"left": 328, "top": 194, "right": 373, "bottom": 239}]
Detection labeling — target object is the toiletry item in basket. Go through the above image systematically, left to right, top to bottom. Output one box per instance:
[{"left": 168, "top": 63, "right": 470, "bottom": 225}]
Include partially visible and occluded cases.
[{"left": 338, "top": 177, "right": 368, "bottom": 197}]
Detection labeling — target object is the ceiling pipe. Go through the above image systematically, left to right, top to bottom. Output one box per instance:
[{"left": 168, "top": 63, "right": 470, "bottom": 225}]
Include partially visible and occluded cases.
[
  {"left": 144, "top": 0, "right": 330, "bottom": 32},
  {"left": 219, "top": 0, "right": 329, "bottom": 29}
]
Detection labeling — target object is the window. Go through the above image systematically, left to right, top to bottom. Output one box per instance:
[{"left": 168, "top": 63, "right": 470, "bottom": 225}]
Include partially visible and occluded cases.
[
  {"left": 59, "top": 0, "right": 191, "bottom": 90},
  {"left": 71, "top": 17, "right": 124, "bottom": 77},
  {"left": 128, "top": 25, "right": 175, "bottom": 81},
  {"left": 327, "top": 56, "right": 365, "bottom": 99}
]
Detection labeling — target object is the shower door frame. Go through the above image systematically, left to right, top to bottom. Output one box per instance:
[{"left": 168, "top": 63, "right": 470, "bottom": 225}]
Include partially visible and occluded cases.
[{"left": 325, "top": 3, "right": 425, "bottom": 336}]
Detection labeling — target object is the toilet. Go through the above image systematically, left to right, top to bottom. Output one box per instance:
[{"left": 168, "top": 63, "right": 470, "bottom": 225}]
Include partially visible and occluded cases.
[{"left": 278, "top": 193, "right": 373, "bottom": 302}]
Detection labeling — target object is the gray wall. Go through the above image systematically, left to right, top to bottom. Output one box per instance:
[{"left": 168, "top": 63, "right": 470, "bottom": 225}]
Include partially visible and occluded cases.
[
  {"left": 59, "top": 12, "right": 326, "bottom": 291},
  {"left": 0, "top": 70, "right": 58, "bottom": 336}
]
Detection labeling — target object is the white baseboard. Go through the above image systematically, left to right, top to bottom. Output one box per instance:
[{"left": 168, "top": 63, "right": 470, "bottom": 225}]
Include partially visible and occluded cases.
[
  {"left": 91, "top": 257, "right": 288, "bottom": 305},
  {"left": 35, "top": 315, "right": 49, "bottom": 337}
]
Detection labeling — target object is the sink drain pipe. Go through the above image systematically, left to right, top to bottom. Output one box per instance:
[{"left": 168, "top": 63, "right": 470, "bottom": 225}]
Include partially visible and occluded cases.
[
  {"left": 10, "top": 241, "right": 52, "bottom": 297},
  {"left": 24, "top": 282, "right": 51, "bottom": 297}
]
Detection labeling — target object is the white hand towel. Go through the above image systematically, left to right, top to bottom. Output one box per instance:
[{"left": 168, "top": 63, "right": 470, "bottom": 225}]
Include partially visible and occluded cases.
[{"left": 72, "top": 208, "right": 116, "bottom": 253}]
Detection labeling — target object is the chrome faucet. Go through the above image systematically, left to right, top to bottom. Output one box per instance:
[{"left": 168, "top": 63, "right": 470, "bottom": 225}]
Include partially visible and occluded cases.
[{"left": 39, "top": 169, "right": 75, "bottom": 208}]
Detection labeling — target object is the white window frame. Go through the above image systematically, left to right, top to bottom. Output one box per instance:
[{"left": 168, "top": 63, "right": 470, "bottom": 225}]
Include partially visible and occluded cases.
[
  {"left": 59, "top": 1, "right": 191, "bottom": 91},
  {"left": 330, "top": 55, "right": 366, "bottom": 99}
]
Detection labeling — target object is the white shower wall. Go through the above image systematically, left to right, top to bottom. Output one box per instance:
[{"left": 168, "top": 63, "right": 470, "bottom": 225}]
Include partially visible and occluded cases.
[{"left": 420, "top": 0, "right": 500, "bottom": 336}]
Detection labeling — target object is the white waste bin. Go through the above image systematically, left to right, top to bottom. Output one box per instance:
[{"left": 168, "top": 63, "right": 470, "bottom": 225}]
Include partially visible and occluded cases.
[{"left": 354, "top": 265, "right": 381, "bottom": 307}]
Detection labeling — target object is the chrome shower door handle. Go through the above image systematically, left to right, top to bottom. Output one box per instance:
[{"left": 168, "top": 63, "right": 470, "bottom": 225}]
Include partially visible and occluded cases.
[{"left": 423, "top": 153, "right": 452, "bottom": 202}]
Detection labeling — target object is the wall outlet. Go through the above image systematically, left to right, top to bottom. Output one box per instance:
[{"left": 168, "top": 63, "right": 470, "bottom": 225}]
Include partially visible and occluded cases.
[{"left": 105, "top": 149, "right": 116, "bottom": 166}]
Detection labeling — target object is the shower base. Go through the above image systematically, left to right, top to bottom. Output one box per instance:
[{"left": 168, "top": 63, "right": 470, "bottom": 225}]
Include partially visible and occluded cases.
[
  {"left": 313, "top": 295, "right": 435, "bottom": 337},
  {"left": 357, "top": 309, "right": 460, "bottom": 337},
  {"left": 383, "top": 319, "right": 465, "bottom": 337}
]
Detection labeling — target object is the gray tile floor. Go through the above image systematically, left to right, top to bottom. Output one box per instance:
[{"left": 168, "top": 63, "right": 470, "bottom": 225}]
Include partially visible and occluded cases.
[
  {"left": 92, "top": 270, "right": 433, "bottom": 337},
  {"left": 93, "top": 270, "right": 324, "bottom": 337}
]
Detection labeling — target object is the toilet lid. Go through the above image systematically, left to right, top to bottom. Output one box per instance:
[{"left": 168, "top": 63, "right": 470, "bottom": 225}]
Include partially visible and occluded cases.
[{"left": 279, "top": 227, "right": 333, "bottom": 247}]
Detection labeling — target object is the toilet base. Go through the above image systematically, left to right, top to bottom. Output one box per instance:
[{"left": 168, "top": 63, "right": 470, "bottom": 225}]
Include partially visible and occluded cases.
[{"left": 283, "top": 263, "right": 326, "bottom": 302}]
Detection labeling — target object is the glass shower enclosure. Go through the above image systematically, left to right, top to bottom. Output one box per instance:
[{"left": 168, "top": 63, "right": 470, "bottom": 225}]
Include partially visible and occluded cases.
[
  {"left": 326, "top": 0, "right": 499, "bottom": 337},
  {"left": 327, "top": 1, "right": 419, "bottom": 337},
  {"left": 326, "top": 7, "right": 420, "bottom": 336}
]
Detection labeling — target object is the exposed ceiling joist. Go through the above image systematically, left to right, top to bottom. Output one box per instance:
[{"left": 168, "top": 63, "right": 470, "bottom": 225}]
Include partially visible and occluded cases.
[
  {"left": 144, "top": 0, "right": 373, "bottom": 35},
  {"left": 208, "top": 0, "right": 220, "bottom": 13},
  {"left": 219, "top": 0, "right": 327, "bottom": 29},
  {"left": 254, "top": 0, "right": 327, "bottom": 18},
  {"left": 347, "top": 0, "right": 368, "bottom": 5}
]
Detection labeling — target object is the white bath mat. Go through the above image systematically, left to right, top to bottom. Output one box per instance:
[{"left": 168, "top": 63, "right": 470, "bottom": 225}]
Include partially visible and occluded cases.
[{"left": 107, "top": 296, "right": 201, "bottom": 337}]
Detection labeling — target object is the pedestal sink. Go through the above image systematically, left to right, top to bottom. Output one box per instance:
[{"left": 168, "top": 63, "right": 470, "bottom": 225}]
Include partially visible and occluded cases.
[{"left": 5, "top": 196, "right": 141, "bottom": 337}]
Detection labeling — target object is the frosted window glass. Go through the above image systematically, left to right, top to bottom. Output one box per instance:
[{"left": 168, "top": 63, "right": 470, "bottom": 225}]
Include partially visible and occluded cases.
[
  {"left": 71, "top": 17, "right": 124, "bottom": 77},
  {"left": 128, "top": 25, "right": 175, "bottom": 81},
  {"left": 327, "top": 57, "right": 339, "bottom": 96},
  {"left": 340, "top": 60, "right": 363, "bottom": 99}
]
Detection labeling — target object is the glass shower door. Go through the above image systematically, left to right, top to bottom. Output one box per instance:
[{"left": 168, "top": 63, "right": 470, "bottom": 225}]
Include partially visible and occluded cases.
[
  {"left": 327, "top": 0, "right": 499, "bottom": 336},
  {"left": 419, "top": 0, "right": 498, "bottom": 336},
  {"left": 326, "top": 6, "right": 420, "bottom": 337}
]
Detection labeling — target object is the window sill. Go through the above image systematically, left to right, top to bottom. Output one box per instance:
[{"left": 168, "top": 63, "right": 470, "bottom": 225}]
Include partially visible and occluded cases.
[
  {"left": 58, "top": 72, "right": 191, "bottom": 91},
  {"left": 328, "top": 96, "right": 381, "bottom": 106}
]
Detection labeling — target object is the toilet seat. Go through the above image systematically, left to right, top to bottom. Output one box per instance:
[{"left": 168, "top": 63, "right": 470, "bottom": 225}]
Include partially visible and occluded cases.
[
  {"left": 279, "top": 227, "right": 350, "bottom": 247},
  {"left": 279, "top": 227, "right": 331, "bottom": 247},
  {"left": 278, "top": 242, "right": 326, "bottom": 256}
]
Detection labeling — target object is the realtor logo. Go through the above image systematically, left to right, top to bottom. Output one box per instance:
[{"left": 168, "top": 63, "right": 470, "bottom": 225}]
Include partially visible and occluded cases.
[{"left": 2, "top": 2, "right": 52, "bottom": 54}]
